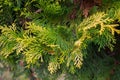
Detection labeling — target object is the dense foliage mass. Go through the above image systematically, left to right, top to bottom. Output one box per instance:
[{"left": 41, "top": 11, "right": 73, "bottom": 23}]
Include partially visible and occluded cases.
[{"left": 0, "top": 0, "right": 120, "bottom": 80}]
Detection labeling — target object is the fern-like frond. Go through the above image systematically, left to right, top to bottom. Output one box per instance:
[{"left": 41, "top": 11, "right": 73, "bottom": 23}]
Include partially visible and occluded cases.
[
  {"left": 76, "top": 12, "right": 119, "bottom": 51},
  {"left": 0, "top": 23, "right": 72, "bottom": 74},
  {"left": 0, "top": 24, "right": 22, "bottom": 58}
]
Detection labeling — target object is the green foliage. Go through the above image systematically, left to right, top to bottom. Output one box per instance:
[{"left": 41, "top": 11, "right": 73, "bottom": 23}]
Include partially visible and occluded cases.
[
  {"left": 1, "top": 0, "right": 120, "bottom": 80},
  {"left": 1, "top": 11, "right": 120, "bottom": 79},
  {"left": 76, "top": 12, "right": 119, "bottom": 51},
  {"left": 0, "top": 23, "right": 72, "bottom": 73}
]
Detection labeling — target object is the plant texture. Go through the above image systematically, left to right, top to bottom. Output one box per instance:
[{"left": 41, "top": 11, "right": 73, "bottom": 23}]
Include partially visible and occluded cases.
[{"left": 0, "top": 0, "right": 120, "bottom": 80}]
